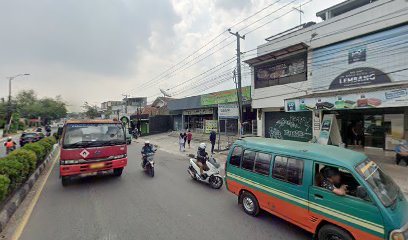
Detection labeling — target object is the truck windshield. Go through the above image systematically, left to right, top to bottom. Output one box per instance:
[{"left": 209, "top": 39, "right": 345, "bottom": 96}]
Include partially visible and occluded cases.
[
  {"left": 63, "top": 123, "right": 125, "bottom": 148},
  {"left": 356, "top": 159, "right": 399, "bottom": 207}
]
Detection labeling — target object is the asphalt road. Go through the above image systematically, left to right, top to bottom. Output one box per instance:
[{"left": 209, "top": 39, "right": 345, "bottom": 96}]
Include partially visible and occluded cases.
[{"left": 18, "top": 142, "right": 311, "bottom": 240}]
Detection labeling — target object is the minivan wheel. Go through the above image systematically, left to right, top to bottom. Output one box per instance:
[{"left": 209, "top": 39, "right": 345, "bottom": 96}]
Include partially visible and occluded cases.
[
  {"left": 240, "top": 192, "right": 260, "bottom": 216},
  {"left": 318, "top": 224, "right": 353, "bottom": 240}
]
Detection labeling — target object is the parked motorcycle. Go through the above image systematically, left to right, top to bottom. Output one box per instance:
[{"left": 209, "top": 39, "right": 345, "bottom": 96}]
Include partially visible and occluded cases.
[
  {"left": 142, "top": 152, "right": 155, "bottom": 177},
  {"left": 187, "top": 156, "right": 223, "bottom": 189}
]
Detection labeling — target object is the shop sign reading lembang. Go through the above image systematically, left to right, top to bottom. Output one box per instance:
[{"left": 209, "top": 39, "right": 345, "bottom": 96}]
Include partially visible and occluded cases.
[{"left": 183, "top": 108, "right": 213, "bottom": 116}]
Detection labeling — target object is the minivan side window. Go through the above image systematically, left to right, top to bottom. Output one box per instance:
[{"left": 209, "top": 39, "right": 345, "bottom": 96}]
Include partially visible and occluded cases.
[
  {"left": 229, "top": 147, "right": 243, "bottom": 167},
  {"left": 242, "top": 150, "right": 256, "bottom": 171},
  {"left": 254, "top": 152, "right": 272, "bottom": 176},
  {"left": 272, "top": 156, "right": 304, "bottom": 185}
]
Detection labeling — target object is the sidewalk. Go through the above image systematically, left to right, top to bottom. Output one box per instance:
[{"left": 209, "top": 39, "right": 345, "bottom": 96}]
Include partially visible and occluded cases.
[{"left": 144, "top": 132, "right": 408, "bottom": 195}]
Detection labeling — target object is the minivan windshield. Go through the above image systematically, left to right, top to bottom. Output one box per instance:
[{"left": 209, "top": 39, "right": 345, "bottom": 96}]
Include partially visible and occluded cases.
[
  {"left": 63, "top": 123, "right": 125, "bottom": 148},
  {"left": 356, "top": 159, "right": 399, "bottom": 207}
]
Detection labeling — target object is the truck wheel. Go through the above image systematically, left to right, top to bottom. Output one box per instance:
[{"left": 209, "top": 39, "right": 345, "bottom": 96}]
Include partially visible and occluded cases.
[
  {"left": 113, "top": 168, "right": 123, "bottom": 177},
  {"left": 61, "top": 176, "right": 70, "bottom": 186},
  {"left": 240, "top": 192, "right": 260, "bottom": 216},
  {"left": 318, "top": 224, "right": 353, "bottom": 240}
]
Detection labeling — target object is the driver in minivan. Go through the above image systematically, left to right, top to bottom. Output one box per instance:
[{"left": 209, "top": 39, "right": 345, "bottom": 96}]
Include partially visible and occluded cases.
[{"left": 321, "top": 168, "right": 348, "bottom": 196}]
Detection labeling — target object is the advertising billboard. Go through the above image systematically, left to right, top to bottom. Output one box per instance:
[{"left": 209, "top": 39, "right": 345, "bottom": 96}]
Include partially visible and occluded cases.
[
  {"left": 311, "top": 25, "right": 408, "bottom": 91},
  {"left": 254, "top": 53, "right": 307, "bottom": 89},
  {"left": 201, "top": 86, "right": 251, "bottom": 106},
  {"left": 285, "top": 88, "right": 408, "bottom": 112}
]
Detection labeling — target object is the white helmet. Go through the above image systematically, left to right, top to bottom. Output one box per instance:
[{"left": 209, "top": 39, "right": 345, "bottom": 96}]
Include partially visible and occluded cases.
[
  {"left": 7, "top": 137, "right": 12, "bottom": 140},
  {"left": 144, "top": 140, "right": 150, "bottom": 144},
  {"left": 199, "top": 143, "right": 206, "bottom": 149}
]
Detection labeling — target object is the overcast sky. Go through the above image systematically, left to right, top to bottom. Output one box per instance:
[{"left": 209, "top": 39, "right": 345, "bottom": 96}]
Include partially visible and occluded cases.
[{"left": 0, "top": 0, "right": 343, "bottom": 111}]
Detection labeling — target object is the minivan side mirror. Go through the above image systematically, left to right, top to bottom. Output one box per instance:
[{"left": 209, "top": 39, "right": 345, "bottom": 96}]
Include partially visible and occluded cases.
[{"left": 356, "top": 186, "right": 370, "bottom": 201}]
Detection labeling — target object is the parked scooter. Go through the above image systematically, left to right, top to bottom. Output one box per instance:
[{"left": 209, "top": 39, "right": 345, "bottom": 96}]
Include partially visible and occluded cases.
[
  {"left": 132, "top": 129, "right": 139, "bottom": 139},
  {"left": 141, "top": 152, "right": 156, "bottom": 177},
  {"left": 187, "top": 156, "right": 223, "bottom": 189}
]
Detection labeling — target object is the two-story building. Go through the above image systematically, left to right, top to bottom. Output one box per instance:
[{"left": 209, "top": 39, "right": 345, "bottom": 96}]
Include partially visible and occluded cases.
[{"left": 245, "top": 0, "right": 408, "bottom": 151}]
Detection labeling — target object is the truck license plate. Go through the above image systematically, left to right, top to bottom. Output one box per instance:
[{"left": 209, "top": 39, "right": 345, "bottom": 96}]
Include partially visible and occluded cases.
[{"left": 90, "top": 163, "right": 105, "bottom": 169}]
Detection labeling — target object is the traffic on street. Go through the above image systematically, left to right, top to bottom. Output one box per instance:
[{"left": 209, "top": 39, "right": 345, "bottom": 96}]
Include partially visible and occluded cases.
[
  {"left": 1, "top": 0, "right": 408, "bottom": 240},
  {"left": 15, "top": 140, "right": 311, "bottom": 240}
]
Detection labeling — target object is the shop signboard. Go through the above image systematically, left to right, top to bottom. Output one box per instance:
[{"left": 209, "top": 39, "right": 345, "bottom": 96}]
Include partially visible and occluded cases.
[
  {"left": 311, "top": 24, "right": 408, "bottom": 91},
  {"left": 254, "top": 54, "right": 307, "bottom": 89},
  {"left": 201, "top": 86, "right": 251, "bottom": 106},
  {"left": 285, "top": 88, "right": 408, "bottom": 112},
  {"left": 218, "top": 103, "right": 239, "bottom": 119},
  {"left": 183, "top": 108, "right": 213, "bottom": 115},
  {"left": 204, "top": 120, "right": 218, "bottom": 133}
]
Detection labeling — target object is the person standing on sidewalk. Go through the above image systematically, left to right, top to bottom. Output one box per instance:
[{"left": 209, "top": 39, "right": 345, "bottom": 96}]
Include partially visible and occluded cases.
[
  {"left": 187, "top": 130, "right": 192, "bottom": 148},
  {"left": 209, "top": 130, "right": 216, "bottom": 154},
  {"left": 183, "top": 132, "right": 187, "bottom": 149},
  {"left": 179, "top": 133, "right": 185, "bottom": 152}
]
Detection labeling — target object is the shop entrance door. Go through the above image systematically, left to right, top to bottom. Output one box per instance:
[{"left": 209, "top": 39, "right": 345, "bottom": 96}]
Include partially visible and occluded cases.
[{"left": 364, "top": 115, "right": 385, "bottom": 149}]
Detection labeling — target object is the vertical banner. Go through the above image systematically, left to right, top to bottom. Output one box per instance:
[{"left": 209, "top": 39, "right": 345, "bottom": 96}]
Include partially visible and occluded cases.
[{"left": 318, "top": 114, "right": 342, "bottom": 145}]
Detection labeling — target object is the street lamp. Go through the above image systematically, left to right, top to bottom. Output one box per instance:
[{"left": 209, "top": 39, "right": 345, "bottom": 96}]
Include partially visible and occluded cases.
[{"left": 4, "top": 73, "right": 30, "bottom": 134}]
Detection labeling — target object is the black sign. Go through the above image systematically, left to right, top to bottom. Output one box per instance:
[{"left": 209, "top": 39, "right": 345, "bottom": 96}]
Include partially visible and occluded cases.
[
  {"left": 348, "top": 46, "right": 366, "bottom": 64},
  {"left": 329, "top": 67, "right": 391, "bottom": 90}
]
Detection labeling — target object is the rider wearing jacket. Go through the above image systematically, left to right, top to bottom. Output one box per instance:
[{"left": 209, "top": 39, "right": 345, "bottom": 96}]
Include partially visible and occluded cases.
[
  {"left": 4, "top": 137, "right": 17, "bottom": 154},
  {"left": 141, "top": 141, "right": 154, "bottom": 168},
  {"left": 196, "top": 143, "right": 209, "bottom": 179}
]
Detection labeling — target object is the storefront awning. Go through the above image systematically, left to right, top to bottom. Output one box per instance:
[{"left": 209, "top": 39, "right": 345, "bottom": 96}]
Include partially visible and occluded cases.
[{"left": 244, "top": 43, "right": 308, "bottom": 66}]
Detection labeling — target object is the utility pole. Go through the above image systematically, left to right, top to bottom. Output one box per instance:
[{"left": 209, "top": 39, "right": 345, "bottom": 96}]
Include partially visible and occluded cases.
[
  {"left": 229, "top": 29, "right": 245, "bottom": 136},
  {"left": 4, "top": 73, "right": 30, "bottom": 135}
]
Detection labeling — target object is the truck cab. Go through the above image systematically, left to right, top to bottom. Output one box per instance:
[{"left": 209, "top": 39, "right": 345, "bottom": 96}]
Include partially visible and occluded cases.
[{"left": 59, "top": 120, "right": 128, "bottom": 186}]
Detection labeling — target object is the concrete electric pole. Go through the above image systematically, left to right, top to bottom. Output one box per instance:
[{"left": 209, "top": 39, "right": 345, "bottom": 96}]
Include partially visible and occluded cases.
[
  {"left": 228, "top": 29, "right": 245, "bottom": 136},
  {"left": 122, "top": 94, "right": 130, "bottom": 115}
]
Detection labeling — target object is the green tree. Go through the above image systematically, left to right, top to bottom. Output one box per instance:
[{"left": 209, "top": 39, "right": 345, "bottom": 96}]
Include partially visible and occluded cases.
[{"left": 82, "top": 102, "right": 100, "bottom": 119}]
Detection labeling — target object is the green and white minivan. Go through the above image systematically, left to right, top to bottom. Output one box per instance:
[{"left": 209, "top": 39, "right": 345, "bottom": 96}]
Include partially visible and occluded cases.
[{"left": 225, "top": 137, "right": 408, "bottom": 240}]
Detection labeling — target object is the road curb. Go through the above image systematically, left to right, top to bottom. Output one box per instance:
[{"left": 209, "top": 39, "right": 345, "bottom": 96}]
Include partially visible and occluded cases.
[{"left": 0, "top": 144, "right": 59, "bottom": 233}]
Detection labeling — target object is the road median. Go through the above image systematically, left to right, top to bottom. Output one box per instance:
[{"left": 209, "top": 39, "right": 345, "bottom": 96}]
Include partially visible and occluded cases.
[{"left": 0, "top": 144, "right": 59, "bottom": 233}]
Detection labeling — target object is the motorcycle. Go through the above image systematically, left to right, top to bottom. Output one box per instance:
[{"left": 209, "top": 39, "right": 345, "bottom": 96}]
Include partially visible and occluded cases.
[
  {"left": 46, "top": 131, "right": 51, "bottom": 137},
  {"left": 5, "top": 146, "right": 16, "bottom": 155},
  {"left": 141, "top": 152, "right": 156, "bottom": 177},
  {"left": 187, "top": 156, "right": 223, "bottom": 189}
]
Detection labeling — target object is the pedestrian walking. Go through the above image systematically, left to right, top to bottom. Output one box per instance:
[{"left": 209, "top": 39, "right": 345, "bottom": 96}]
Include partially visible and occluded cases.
[
  {"left": 187, "top": 130, "right": 193, "bottom": 148},
  {"left": 209, "top": 130, "right": 216, "bottom": 154},
  {"left": 183, "top": 132, "right": 187, "bottom": 149},
  {"left": 179, "top": 133, "right": 185, "bottom": 152}
]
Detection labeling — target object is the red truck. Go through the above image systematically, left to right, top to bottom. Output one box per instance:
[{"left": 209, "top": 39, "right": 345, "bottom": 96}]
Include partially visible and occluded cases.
[{"left": 59, "top": 120, "right": 128, "bottom": 186}]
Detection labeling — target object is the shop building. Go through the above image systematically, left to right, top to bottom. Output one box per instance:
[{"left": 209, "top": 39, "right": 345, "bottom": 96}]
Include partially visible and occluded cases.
[
  {"left": 244, "top": 0, "right": 408, "bottom": 147},
  {"left": 168, "top": 86, "right": 255, "bottom": 134}
]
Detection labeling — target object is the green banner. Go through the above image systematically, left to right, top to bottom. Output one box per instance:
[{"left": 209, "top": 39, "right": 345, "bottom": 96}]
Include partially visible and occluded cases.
[{"left": 201, "top": 86, "right": 251, "bottom": 106}]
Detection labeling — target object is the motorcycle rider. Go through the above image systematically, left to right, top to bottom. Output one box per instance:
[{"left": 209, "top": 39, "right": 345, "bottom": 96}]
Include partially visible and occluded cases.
[
  {"left": 4, "top": 137, "right": 17, "bottom": 155},
  {"left": 141, "top": 140, "right": 154, "bottom": 168},
  {"left": 196, "top": 143, "right": 209, "bottom": 179}
]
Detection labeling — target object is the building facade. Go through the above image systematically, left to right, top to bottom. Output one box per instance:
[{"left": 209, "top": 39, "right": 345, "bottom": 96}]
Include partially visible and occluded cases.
[
  {"left": 245, "top": 0, "right": 408, "bottom": 150},
  {"left": 168, "top": 86, "right": 255, "bottom": 134}
]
